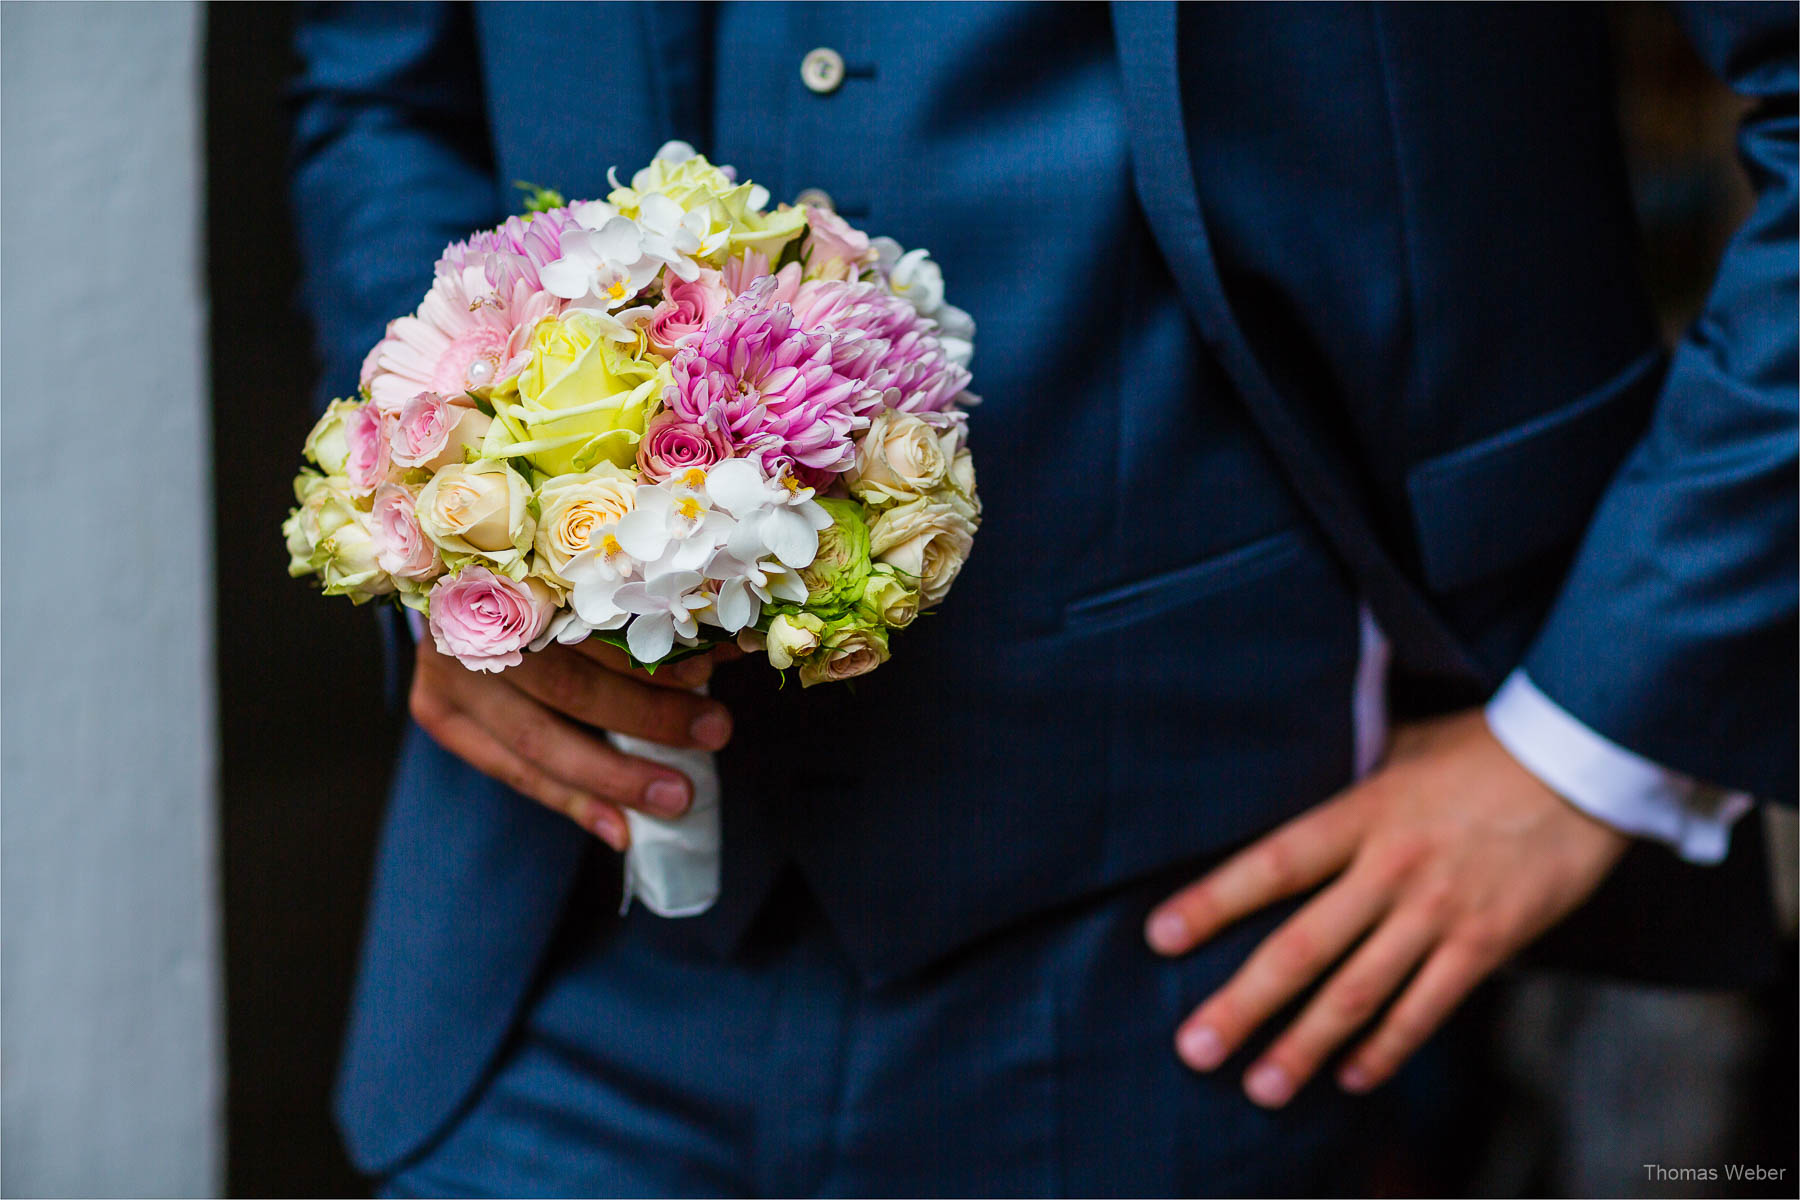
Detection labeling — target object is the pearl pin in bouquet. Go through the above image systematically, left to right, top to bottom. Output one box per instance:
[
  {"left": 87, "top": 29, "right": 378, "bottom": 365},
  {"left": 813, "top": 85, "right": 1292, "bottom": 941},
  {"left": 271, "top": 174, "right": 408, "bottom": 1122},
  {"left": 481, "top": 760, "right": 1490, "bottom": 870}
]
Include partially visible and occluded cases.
[{"left": 284, "top": 143, "right": 981, "bottom": 916}]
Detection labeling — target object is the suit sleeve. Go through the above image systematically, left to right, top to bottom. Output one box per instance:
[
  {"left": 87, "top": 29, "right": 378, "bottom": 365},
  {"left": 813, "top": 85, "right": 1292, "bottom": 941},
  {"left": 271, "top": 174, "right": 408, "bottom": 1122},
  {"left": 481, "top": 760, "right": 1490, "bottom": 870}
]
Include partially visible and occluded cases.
[
  {"left": 290, "top": 1, "right": 503, "bottom": 411},
  {"left": 1520, "top": 2, "right": 1797, "bottom": 802}
]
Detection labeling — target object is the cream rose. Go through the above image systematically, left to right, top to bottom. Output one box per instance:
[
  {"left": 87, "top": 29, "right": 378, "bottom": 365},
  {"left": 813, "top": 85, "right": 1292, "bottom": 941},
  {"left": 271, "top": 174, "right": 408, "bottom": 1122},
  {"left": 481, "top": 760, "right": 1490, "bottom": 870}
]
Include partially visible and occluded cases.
[
  {"left": 302, "top": 398, "right": 359, "bottom": 476},
  {"left": 847, "top": 411, "right": 949, "bottom": 506},
  {"left": 948, "top": 447, "right": 978, "bottom": 508},
  {"left": 415, "top": 459, "right": 536, "bottom": 567},
  {"left": 532, "top": 465, "right": 638, "bottom": 581},
  {"left": 285, "top": 471, "right": 354, "bottom": 577},
  {"left": 868, "top": 492, "right": 978, "bottom": 607},
  {"left": 316, "top": 507, "right": 394, "bottom": 602},
  {"left": 857, "top": 565, "right": 919, "bottom": 628},
  {"left": 765, "top": 611, "right": 826, "bottom": 670},
  {"left": 797, "top": 622, "right": 890, "bottom": 687}
]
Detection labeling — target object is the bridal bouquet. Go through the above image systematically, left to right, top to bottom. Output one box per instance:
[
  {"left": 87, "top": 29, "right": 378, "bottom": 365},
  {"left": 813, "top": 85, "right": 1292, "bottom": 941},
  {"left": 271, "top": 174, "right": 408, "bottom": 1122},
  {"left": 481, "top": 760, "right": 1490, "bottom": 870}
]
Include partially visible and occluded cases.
[{"left": 284, "top": 142, "right": 980, "bottom": 915}]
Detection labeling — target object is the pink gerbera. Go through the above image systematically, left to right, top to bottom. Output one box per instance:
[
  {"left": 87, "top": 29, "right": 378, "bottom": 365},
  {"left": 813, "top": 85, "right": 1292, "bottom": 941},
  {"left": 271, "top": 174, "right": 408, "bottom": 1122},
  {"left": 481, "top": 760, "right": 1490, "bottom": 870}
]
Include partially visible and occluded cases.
[
  {"left": 364, "top": 263, "right": 558, "bottom": 412},
  {"left": 664, "top": 279, "right": 877, "bottom": 478},
  {"left": 789, "top": 279, "right": 973, "bottom": 414}
]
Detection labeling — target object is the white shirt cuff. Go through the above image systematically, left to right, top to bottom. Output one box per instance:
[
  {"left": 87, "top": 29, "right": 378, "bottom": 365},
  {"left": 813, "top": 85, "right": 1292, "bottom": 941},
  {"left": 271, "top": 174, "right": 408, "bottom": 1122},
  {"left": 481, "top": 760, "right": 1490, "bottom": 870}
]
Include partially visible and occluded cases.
[{"left": 1484, "top": 670, "right": 1753, "bottom": 864}]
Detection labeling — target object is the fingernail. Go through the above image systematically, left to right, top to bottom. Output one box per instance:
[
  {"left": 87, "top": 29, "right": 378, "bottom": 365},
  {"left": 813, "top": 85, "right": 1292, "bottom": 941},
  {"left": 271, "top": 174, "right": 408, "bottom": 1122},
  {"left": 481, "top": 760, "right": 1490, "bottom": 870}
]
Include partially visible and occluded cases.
[
  {"left": 690, "top": 707, "right": 731, "bottom": 750},
  {"left": 644, "top": 778, "right": 688, "bottom": 818},
  {"left": 592, "top": 809, "right": 626, "bottom": 849},
  {"left": 1146, "top": 909, "right": 1188, "bottom": 954},
  {"left": 1178, "top": 1024, "right": 1226, "bottom": 1072},
  {"left": 1245, "top": 1062, "right": 1294, "bottom": 1108},
  {"left": 1338, "top": 1064, "right": 1372, "bottom": 1093}
]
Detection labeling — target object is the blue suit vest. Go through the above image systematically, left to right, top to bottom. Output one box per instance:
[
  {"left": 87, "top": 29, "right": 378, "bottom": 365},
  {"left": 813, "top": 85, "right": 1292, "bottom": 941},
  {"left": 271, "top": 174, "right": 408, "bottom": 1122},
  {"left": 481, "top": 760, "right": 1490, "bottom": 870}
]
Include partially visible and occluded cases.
[{"left": 289, "top": 2, "right": 1796, "bottom": 1171}]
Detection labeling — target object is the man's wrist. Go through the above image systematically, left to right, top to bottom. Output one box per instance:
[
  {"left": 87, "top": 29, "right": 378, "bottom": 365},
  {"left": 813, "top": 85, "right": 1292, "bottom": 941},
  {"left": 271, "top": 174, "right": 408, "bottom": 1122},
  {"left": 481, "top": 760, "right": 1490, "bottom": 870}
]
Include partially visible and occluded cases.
[{"left": 1483, "top": 670, "right": 1753, "bottom": 864}]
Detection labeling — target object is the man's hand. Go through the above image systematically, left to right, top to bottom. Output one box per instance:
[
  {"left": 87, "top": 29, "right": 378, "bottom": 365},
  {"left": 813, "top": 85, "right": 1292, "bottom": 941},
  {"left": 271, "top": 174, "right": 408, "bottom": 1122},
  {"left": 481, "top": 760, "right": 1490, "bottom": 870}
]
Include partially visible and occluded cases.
[
  {"left": 408, "top": 636, "right": 739, "bottom": 851},
  {"left": 1145, "top": 709, "right": 1629, "bottom": 1107}
]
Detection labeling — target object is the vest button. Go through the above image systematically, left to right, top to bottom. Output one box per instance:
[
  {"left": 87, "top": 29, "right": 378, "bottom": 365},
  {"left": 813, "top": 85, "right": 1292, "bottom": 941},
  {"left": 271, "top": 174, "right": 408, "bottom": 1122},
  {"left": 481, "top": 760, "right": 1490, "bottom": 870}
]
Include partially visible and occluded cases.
[
  {"left": 800, "top": 47, "right": 845, "bottom": 95},
  {"left": 794, "top": 188, "right": 835, "bottom": 212}
]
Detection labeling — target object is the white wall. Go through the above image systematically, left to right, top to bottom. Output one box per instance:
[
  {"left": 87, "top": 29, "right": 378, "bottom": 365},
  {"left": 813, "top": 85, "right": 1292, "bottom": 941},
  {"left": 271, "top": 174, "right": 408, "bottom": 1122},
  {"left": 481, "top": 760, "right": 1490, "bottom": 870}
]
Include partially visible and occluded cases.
[{"left": 1, "top": 3, "right": 221, "bottom": 1195}]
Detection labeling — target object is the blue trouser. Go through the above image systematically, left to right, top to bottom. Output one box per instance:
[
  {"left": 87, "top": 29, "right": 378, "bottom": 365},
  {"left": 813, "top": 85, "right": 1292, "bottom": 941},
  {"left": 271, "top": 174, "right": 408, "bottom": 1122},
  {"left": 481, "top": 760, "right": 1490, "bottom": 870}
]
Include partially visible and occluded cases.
[{"left": 381, "top": 861, "right": 1471, "bottom": 1198}]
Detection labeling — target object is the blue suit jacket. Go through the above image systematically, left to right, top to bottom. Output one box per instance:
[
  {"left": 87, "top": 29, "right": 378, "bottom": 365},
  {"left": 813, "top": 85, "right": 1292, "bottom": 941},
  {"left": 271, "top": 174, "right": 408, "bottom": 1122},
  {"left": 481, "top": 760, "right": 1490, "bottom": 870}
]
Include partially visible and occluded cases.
[{"left": 291, "top": 2, "right": 1797, "bottom": 1173}]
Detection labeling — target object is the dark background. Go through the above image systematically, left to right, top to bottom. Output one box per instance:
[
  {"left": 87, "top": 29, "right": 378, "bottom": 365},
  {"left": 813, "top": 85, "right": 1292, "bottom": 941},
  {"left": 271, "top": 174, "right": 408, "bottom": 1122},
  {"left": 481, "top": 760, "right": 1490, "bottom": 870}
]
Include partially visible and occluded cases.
[
  {"left": 205, "top": 5, "right": 1793, "bottom": 1196},
  {"left": 207, "top": 6, "right": 395, "bottom": 1196}
]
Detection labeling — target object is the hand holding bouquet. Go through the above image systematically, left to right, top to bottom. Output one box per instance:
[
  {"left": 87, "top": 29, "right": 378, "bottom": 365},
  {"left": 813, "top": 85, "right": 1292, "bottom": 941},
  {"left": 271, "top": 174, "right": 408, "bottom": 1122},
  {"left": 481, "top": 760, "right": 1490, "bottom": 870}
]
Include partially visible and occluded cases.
[{"left": 284, "top": 143, "right": 981, "bottom": 914}]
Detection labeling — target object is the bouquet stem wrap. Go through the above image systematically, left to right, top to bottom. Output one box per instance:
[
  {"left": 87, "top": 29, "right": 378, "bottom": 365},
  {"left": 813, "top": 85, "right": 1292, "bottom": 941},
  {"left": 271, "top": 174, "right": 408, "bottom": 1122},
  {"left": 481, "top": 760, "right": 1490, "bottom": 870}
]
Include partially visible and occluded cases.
[{"left": 610, "top": 685, "right": 720, "bottom": 917}]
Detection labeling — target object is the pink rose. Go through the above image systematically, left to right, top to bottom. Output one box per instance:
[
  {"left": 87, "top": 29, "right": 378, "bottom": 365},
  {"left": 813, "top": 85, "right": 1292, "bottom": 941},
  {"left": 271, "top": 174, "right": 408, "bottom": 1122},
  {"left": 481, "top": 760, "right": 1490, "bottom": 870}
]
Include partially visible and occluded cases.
[
  {"left": 802, "top": 207, "right": 872, "bottom": 280},
  {"left": 646, "top": 267, "right": 729, "bottom": 356},
  {"left": 390, "top": 391, "right": 493, "bottom": 470},
  {"left": 344, "top": 402, "right": 394, "bottom": 497},
  {"left": 636, "top": 409, "right": 733, "bottom": 482},
  {"left": 370, "top": 483, "right": 443, "bottom": 582},
  {"left": 427, "top": 565, "right": 555, "bottom": 673}
]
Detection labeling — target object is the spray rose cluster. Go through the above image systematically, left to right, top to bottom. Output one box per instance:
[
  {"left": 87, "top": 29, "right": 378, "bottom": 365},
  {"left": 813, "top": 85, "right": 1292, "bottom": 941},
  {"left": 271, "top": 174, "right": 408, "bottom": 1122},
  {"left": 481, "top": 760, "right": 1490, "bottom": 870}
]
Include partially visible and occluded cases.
[{"left": 285, "top": 143, "right": 980, "bottom": 684}]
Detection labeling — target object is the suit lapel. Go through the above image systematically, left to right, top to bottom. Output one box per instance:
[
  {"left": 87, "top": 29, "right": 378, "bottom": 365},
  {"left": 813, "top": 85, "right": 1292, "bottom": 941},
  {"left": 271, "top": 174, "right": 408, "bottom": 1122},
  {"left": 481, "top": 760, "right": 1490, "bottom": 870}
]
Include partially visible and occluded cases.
[{"left": 1110, "top": 1, "right": 1483, "bottom": 687}]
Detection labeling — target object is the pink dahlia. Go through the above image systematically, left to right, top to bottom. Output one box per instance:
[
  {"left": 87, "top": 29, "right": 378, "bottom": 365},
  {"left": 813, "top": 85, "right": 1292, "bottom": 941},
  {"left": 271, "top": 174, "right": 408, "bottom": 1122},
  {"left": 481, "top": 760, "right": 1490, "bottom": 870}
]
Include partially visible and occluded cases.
[
  {"left": 439, "top": 206, "right": 575, "bottom": 293},
  {"left": 722, "top": 250, "right": 800, "bottom": 306},
  {"left": 364, "top": 263, "right": 558, "bottom": 412},
  {"left": 664, "top": 279, "right": 876, "bottom": 477},
  {"left": 790, "top": 279, "right": 973, "bottom": 414}
]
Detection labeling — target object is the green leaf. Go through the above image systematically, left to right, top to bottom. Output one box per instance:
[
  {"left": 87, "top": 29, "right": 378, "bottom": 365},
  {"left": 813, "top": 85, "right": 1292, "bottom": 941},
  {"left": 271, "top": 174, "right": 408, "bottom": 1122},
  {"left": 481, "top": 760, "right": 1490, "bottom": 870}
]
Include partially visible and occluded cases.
[
  {"left": 514, "top": 181, "right": 566, "bottom": 214},
  {"left": 584, "top": 629, "right": 723, "bottom": 674}
]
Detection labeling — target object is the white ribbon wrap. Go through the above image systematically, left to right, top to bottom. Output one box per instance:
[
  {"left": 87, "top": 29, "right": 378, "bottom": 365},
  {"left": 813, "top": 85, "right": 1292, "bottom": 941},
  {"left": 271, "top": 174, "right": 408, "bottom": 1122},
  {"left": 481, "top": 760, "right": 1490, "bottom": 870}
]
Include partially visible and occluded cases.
[{"left": 608, "top": 698, "right": 721, "bottom": 917}]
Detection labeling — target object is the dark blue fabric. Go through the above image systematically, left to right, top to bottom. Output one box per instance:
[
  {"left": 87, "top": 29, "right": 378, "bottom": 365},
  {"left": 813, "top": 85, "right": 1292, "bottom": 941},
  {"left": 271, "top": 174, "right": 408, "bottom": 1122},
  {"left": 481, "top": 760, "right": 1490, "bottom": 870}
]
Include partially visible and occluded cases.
[
  {"left": 288, "top": 0, "right": 1797, "bottom": 1177},
  {"left": 379, "top": 868, "right": 1465, "bottom": 1198}
]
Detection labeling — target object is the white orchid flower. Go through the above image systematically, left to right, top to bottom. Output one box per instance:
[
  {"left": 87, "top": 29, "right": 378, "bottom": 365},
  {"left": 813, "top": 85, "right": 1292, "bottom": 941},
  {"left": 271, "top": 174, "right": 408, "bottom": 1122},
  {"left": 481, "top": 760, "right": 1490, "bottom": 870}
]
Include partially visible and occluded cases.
[
  {"left": 634, "top": 191, "right": 718, "bottom": 279},
  {"left": 568, "top": 198, "right": 622, "bottom": 229},
  {"left": 540, "top": 215, "right": 664, "bottom": 312},
  {"left": 704, "top": 457, "right": 832, "bottom": 569},
  {"left": 613, "top": 483, "right": 735, "bottom": 575},
  {"left": 560, "top": 532, "right": 637, "bottom": 630},
  {"left": 704, "top": 547, "right": 810, "bottom": 633},
  {"left": 614, "top": 571, "right": 712, "bottom": 663},
  {"left": 527, "top": 607, "right": 606, "bottom": 653}
]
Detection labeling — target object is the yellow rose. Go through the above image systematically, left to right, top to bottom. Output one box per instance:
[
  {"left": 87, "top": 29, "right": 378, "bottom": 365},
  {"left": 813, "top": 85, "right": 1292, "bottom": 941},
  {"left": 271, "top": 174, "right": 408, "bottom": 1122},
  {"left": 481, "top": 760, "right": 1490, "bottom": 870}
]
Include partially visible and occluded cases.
[
  {"left": 495, "top": 313, "right": 663, "bottom": 476},
  {"left": 531, "top": 465, "right": 638, "bottom": 582}
]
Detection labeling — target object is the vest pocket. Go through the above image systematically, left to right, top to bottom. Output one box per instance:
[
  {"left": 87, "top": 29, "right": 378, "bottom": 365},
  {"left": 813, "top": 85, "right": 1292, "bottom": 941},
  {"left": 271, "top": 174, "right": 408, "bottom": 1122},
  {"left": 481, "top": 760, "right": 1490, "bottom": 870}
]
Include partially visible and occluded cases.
[
  {"left": 1405, "top": 348, "right": 1664, "bottom": 593},
  {"left": 1062, "top": 528, "right": 1307, "bottom": 637}
]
